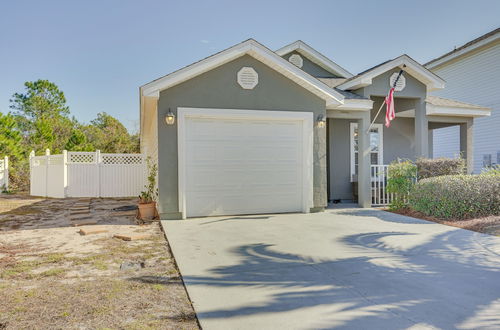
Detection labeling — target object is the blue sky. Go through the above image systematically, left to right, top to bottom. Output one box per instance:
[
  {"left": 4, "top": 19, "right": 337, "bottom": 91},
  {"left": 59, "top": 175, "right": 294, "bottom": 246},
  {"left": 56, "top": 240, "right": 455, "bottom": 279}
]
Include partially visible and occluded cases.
[{"left": 1, "top": 0, "right": 498, "bottom": 132}]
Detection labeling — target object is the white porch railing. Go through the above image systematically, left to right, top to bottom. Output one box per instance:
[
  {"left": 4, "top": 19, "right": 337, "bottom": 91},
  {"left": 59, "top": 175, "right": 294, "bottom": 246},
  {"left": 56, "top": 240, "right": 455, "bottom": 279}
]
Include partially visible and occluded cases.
[
  {"left": 0, "top": 156, "right": 8, "bottom": 191},
  {"left": 370, "top": 164, "right": 394, "bottom": 206}
]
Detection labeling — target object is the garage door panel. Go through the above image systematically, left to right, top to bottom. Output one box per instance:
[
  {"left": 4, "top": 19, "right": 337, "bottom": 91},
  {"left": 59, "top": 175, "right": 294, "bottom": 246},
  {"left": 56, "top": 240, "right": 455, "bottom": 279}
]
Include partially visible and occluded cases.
[{"left": 184, "top": 114, "right": 306, "bottom": 218}]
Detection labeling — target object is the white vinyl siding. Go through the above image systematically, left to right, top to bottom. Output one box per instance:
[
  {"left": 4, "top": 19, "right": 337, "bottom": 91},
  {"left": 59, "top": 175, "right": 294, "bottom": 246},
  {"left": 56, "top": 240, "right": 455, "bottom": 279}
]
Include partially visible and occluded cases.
[{"left": 430, "top": 41, "right": 500, "bottom": 172}]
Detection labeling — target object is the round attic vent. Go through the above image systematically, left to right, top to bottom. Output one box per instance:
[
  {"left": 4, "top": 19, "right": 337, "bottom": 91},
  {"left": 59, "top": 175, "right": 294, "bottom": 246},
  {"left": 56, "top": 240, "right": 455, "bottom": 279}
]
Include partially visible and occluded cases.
[
  {"left": 288, "top": 54, "right": 303, "bottom": 68},
  {"left": 237, "top": 67, "right": 259, "bottom": 89},
  {"left": 389, "top": 72, "right": 406, "bottom": 91}
]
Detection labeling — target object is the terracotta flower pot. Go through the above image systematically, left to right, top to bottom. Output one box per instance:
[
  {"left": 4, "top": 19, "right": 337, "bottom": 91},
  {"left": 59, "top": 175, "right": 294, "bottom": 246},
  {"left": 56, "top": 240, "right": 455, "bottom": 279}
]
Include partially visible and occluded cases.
[{"left": 138, "top": 202, "right": 157, "bottom": 220}]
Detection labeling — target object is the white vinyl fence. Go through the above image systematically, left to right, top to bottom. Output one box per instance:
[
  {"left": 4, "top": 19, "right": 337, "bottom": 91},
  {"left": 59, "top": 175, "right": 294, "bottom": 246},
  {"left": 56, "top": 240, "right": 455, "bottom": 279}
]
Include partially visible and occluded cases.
[
  {"left": 30, "top": 150, "right": 146, "bottom": 198},
  {"left": 0, "top": 156, "right": 8, "bottom": 191}
]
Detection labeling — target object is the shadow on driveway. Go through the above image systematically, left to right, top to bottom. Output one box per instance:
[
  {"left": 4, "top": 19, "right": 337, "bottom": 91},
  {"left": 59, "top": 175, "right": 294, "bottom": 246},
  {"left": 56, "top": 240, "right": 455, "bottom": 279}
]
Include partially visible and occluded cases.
[{"left": 181, "top": 228, "right": 500, "bottom": 329}]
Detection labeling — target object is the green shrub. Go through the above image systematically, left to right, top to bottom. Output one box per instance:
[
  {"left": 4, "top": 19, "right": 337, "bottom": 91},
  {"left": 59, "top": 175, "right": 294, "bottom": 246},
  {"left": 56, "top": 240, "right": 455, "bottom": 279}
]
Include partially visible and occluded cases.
[
  {"left": 416, "top": 157, "right": 465, "bottom": 179},
  {"left": 387, "top": 159, "right": 417, "bottom": 210},
  {"left": 409, "top": 174, "right": 500, "bottom": 219}
]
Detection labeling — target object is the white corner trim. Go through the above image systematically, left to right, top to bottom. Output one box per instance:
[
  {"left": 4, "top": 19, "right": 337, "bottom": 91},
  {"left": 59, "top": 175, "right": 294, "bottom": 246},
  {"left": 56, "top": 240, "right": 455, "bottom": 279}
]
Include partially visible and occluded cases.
[
  {"left": 425, "top": 32, "right": 500, "bottom": 69},
  {"left": 141, "top": 39, "right": 345, "bottom": 106},
  {"left": 276, "top": 40, "right": 354, "bottom": 78},
  {"left": 337, "top": 55, "right": 446, "bottom": 91},
  {"left": 426, "top": 104, "right": 491, "bottom": 118},
  {"left": 177, "top": 107, "right": 314, "bottom": 219}
]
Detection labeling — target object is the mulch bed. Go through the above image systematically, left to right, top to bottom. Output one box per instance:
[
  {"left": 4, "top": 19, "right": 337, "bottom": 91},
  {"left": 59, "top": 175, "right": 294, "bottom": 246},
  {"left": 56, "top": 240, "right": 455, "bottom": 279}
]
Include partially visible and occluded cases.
[{"left": 387, "top": 208, "right": 500, "bottom": 236}]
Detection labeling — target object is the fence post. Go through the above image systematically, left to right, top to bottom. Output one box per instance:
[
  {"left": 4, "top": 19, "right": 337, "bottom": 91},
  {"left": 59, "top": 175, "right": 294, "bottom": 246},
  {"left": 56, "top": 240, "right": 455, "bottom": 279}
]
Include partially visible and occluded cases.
[
  {"left": 45, "top": 149, "right": 50, "bottom": 197},
  {"left": 29, "top": 150, "right": 35, "bottom": 196},
  {"left": 62, "top": 150, "right": 68, "bottom": 197},
  {"left": 96, "top": 150, "right": 101, "bottom": 198},
  {"left": 4, "top": 156, "right": 8, "bottom": 191}
]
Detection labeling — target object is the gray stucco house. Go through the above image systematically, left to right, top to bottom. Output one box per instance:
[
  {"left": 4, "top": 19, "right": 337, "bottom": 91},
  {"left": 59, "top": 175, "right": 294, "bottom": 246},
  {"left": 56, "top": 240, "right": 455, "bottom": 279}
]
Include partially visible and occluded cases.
[{"left": 139, "top": 39, "right": 491, "bottom": 220}]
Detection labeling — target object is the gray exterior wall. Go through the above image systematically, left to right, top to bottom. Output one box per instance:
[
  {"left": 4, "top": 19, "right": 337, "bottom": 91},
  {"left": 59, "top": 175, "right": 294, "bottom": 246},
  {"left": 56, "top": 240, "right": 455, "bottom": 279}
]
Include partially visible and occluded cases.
[
  {"left": 281, "top": 51, "right": 339, "bottom": 78},
  {"left": 157, "top": 55, "right": 327, "bottom": 219},
  {"left": 371, "top": 97, "right": 417, "bottom": 162}
]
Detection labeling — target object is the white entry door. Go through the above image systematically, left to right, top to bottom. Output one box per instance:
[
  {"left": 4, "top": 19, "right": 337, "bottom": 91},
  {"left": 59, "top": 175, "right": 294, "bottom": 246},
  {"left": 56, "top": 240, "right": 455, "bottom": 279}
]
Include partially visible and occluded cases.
[{"left": 179, "top": 108, "right": 313, "bottom": 218}]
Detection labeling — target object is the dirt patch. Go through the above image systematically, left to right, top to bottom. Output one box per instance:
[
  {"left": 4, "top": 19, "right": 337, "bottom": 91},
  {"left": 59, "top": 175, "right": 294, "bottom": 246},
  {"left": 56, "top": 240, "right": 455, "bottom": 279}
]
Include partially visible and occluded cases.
[
  {"left": 0, "top": 195, "right": 199, "bottom": 329},
  {"left": 388, "top": 208, "right": 500, "bottom": 236}
]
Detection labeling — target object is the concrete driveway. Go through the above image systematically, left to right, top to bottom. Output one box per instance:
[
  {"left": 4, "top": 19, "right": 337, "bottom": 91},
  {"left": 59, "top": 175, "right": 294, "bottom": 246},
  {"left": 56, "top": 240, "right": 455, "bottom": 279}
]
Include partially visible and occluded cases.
[{"left": 162, "top": 206, "right": 500, "bottom": 330}]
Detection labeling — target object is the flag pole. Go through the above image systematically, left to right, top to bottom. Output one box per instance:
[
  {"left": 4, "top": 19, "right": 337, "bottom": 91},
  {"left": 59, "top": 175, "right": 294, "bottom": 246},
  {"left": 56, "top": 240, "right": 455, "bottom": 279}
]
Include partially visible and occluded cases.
[
  {"left": 365, "top": 66, "right": 406, "bottom": 134},
  {"left": 366, "top": 100, "right": 387, "bottom": 134}
]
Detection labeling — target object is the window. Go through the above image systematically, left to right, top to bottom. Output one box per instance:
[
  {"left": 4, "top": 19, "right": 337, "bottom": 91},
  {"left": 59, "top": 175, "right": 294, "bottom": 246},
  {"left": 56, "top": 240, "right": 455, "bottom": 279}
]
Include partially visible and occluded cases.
[
  {"left": 350, "top": 123, "right": 383, "bottom": 181},
  {"left": 483, "top": 154, "right": 492, "bottom": 168}
]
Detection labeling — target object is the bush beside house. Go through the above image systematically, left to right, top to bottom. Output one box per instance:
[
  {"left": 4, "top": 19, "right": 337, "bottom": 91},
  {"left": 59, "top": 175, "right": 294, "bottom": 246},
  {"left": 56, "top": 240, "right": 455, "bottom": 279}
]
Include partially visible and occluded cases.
[
  {"left": 387, "top": 157, "right": 500, "bottom": 220},
  {"left": 415, "top": 157, "right": 465, "bottom": 179},
  {"left": 386, "top": 160, "right": 417, "bottom": 210},
  {"left": 409, "top": 174, "right": 500, "bottom": 219}
]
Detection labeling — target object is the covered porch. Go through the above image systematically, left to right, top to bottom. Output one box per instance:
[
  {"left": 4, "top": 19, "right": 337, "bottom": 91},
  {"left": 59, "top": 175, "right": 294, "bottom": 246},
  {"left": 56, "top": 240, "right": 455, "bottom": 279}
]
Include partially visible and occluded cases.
[{"left": 326, "top": 95, "right": 490, "bottom": 207}]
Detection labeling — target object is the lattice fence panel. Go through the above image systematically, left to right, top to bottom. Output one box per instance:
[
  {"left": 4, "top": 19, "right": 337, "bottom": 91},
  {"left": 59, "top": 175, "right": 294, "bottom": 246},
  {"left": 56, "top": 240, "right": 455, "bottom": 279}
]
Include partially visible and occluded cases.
[
  {"left": 68, "top": 152, "right": 96, "bottom": 164},
  {"left": 101, "top": 154, "right": 143, "bottom": 165}
]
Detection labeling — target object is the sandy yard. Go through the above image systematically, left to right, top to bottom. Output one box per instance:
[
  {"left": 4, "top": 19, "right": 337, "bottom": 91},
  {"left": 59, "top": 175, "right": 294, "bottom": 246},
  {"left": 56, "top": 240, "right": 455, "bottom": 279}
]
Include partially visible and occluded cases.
[{"left": 0, "top": 194, "right": 199, "bottom": 330}]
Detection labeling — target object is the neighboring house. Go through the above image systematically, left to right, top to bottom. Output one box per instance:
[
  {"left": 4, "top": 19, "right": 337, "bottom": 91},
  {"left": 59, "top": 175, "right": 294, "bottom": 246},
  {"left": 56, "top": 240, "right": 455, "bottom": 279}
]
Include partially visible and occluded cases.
[
  {"left": 426, "top": 28, "right": 499, "bottom": 172},
  {"left": 140, "top": 39, "right": 490, "bottom": 219}
]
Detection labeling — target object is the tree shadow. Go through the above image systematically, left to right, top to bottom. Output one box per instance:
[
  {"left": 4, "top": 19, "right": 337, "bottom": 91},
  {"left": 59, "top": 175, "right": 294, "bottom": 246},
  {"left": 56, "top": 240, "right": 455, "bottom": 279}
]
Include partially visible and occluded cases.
[
  {"left": 331, "top": 207, "right": 432, "bottom": 225},
  {"left": 181, "top": 230, "right": 500, "bottom": 329}
]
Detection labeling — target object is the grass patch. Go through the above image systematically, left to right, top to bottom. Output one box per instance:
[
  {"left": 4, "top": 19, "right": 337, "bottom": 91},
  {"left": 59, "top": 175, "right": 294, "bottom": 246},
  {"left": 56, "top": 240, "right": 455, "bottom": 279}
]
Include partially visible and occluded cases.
[
  {"left": 92, "top": 259, "right": 109, "bottom": 271},
  {"left": 0, "top": 260, "right": 39, "bottom": 279},
  {"left": 38, "top": 268, "right": 66, "bottom": 278}
]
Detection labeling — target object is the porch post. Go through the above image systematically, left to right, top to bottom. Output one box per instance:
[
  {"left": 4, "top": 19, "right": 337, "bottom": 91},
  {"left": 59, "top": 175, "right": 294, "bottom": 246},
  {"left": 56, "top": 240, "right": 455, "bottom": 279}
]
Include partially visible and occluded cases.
[
  {"left": 415, "top": 98, "right": 429, "bottom": 158},
  {"left": 357, "top": 111, "right": 371, "bottom": 208},
  {"left": 460, "top": 118, "right": 474, "bottom": 174}
]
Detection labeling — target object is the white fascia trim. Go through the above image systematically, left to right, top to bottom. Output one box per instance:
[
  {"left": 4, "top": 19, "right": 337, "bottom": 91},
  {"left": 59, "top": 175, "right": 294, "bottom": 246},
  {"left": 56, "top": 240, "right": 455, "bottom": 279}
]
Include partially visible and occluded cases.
[
  {"left": 426, "top": 33, "right": 500, "bottom": 69},
  {"left": 141, "top": 40, "right": 344, "bottom": 106},
  {"left": 276, "top": 41, "right": 354, "bottom": 78},
  {"left": 337, "top": 55, "right": 446, "bottom": 91},
  {"left": 329, "top": 99, "right": 373, "bottom": 111},
  {"left": 426, "top": 104, "right": 491, "bottom": 118},
  {"left": 177, "top": 107, "right": 314, "bottom": 219}
]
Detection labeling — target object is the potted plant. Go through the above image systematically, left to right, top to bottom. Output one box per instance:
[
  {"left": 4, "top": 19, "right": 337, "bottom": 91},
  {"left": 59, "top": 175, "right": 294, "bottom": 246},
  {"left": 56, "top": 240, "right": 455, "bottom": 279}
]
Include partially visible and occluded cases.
[{"left": 138, "top": 157, "right": 158, "bottom": 221}]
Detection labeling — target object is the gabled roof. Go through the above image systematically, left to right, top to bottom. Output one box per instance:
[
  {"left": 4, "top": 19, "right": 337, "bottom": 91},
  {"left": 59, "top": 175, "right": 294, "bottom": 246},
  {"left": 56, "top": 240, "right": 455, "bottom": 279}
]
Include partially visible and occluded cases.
[
  {"left": 425, "top": 28, "right": 500, "bottom": 69},
  {"left": 141, "top": 39, "right": 345, "bottom": 106},
  {"left": 275, "top": 40, "right": 353, "bottom": 78},
  {"left": 337, "top": 55, "right": 445, "bottom": 91}
]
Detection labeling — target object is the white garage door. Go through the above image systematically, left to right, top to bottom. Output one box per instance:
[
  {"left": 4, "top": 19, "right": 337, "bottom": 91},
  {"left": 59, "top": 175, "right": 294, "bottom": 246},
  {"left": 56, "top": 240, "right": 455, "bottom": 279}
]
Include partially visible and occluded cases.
[{"left": 181, "top": 109, "right": 311, "bottom": 218}]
